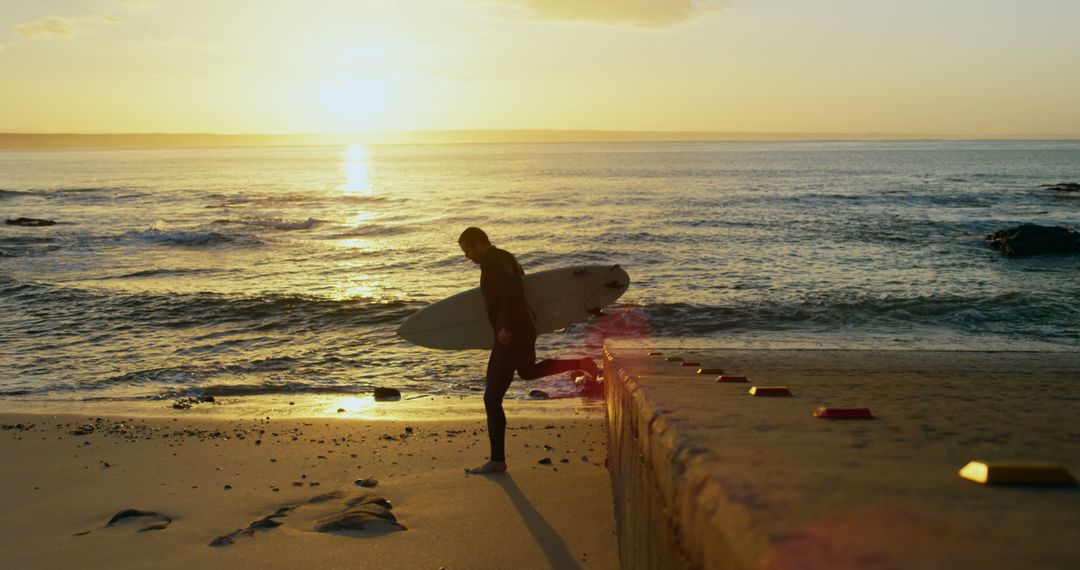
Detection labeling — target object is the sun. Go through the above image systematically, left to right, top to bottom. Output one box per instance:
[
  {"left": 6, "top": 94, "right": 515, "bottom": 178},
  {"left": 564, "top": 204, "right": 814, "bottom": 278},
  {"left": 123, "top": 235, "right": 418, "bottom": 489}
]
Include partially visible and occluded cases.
[{"left": 314, "top": 76, "right": 397, "bottom": 132}]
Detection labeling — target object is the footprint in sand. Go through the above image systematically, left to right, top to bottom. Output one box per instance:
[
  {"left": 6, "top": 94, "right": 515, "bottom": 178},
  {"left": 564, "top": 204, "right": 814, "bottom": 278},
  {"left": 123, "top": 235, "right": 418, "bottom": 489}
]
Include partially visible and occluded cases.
[
  {"left": 209, "top": 491, "right": 405, "bottom": 547},
  {"left": 74, "top": 509, "right": 174, "bottom": 536}
]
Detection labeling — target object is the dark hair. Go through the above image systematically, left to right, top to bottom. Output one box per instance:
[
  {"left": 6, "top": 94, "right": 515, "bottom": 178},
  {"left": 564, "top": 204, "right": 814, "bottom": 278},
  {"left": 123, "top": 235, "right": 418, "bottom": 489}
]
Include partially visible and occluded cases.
[{"left": 458, "top": 227, "right": 490, "bottom": 246}]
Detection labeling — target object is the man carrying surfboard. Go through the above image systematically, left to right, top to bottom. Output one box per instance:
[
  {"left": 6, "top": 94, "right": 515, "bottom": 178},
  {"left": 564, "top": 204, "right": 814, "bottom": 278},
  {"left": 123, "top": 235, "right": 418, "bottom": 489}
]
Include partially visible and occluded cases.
[{"left": 458, "top": 227, "right": 600, "bottom": 474}]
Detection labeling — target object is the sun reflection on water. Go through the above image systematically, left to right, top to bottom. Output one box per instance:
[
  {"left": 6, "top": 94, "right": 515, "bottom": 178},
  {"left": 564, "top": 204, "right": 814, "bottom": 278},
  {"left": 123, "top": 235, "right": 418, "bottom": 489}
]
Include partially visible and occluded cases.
[
  {"left": 341, "top": 144, "right": 373, "bottom": 195},
  {"left": 345, "top": 210, "right": 378, "bottom": 225},
  {"left": 330, "top": 275, "right": 389, "bottom": 301}
]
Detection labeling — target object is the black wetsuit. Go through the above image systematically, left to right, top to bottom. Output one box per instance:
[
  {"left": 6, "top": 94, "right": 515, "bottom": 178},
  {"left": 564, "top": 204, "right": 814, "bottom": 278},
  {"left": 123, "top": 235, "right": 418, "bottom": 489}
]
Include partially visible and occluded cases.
[{"left": 480, "top": 247, "right": 582, "bottom": 462}]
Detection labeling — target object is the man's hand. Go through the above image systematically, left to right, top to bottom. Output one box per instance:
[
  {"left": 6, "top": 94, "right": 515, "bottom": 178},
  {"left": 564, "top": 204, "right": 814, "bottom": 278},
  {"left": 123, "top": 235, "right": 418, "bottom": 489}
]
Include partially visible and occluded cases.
[{"left": 498, "top": 328, "right": 513, "bottom": 346}]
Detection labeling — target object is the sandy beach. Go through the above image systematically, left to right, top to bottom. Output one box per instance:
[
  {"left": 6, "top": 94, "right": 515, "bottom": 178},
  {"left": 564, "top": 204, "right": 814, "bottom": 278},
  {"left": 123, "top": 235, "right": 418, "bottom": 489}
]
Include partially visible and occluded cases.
[
  {"left": 4, "top": 347, "right": 1080, "bottom": 569},
  {"left": 0, "top": 403, "right": 619, "bottom": 570}
]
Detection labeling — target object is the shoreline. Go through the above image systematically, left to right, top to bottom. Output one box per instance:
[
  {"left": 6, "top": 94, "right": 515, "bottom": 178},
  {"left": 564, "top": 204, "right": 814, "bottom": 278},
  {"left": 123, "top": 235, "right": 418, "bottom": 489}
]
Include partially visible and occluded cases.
[{"left": 0, "top": 393, "right": 606, "bottom": 421}]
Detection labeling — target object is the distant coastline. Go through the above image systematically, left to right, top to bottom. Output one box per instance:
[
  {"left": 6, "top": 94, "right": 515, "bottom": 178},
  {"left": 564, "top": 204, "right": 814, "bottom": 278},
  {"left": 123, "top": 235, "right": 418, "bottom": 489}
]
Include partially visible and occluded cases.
[{"left": 2, "top": 130, "right": 1078, "bottom": 150}]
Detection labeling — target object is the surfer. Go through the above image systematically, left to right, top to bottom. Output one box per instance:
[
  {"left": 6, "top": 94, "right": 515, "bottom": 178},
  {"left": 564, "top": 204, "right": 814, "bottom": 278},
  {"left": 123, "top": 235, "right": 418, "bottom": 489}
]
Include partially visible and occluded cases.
[{"left": 458, "top": 227, "right": 600, "bottom": 474}]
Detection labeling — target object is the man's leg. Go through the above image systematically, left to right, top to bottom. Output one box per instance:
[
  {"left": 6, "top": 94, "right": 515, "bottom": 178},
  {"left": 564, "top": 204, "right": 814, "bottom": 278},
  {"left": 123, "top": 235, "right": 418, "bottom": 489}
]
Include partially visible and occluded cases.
[
  {"left": 515, "top": 335, "right": 600, "bottom": 380},
  {"left": 469, "top": 344, "right": 515, "bottom": 474}
]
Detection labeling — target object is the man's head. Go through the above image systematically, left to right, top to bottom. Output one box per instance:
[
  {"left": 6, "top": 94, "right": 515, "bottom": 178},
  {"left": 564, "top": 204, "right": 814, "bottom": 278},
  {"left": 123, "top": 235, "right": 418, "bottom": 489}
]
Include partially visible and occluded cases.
[{"left": 458, "top": 227, "right": 491, "bottom": 264}]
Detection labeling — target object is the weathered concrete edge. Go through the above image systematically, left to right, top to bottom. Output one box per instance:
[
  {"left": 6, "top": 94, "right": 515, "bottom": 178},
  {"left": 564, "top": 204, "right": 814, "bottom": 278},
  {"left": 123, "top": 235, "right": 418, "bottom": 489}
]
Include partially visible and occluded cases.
[{"left": 603, "top": 346, "right": 769, "bottom": 570}]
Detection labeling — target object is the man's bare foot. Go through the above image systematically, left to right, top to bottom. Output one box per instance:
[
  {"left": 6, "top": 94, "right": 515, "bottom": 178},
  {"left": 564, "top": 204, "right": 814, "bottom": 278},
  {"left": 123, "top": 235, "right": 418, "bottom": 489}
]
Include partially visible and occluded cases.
[
  {"left": 580, "top": 358, "right": 601, "bottom": 379},
  {"left": 465, "top": 460, "right": 507, "bottom": 475}
]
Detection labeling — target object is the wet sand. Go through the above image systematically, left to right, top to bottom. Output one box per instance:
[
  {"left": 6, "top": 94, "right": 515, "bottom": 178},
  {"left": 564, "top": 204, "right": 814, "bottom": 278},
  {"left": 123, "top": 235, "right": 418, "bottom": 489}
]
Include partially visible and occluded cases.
[{"left": 0, "top": 405, "right": 618, "bottom": 569}]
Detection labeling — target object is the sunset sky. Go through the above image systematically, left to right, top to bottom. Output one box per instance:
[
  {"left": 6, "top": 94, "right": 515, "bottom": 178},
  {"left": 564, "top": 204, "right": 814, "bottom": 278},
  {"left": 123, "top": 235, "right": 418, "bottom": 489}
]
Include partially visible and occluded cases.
[{"left": 1, "top": 0, "right": 1078, "bottom": 136}]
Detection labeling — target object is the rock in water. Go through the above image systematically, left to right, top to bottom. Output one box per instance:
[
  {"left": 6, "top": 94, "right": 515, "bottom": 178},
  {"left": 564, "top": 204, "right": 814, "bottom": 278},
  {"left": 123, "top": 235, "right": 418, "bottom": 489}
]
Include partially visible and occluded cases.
[
  {"left": 1041, "top": 182, "right": 1080, "bottom": 192},
  {"left": 5, "top": 217, "right": 56, "bottom": 227},
  {"left": 985, "top": 224, "right": 1080, "bottom": 257},
  {"left": 373, "top": 387, "right": 401, "bottom": 401},
  {"left": 529, "top": 389, "right": 550, "bottom": 399}
]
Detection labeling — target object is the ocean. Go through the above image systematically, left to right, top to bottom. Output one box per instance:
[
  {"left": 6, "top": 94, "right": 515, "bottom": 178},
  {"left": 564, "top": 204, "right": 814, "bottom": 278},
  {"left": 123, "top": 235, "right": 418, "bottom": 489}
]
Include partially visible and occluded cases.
[{"left": 1, "top": 141, "right": 1078, "bottom": 405}]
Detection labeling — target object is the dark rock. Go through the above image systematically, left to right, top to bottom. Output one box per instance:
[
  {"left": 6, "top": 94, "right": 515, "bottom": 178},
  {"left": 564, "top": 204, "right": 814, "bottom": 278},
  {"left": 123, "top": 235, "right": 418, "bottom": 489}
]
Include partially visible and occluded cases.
[
  {"left": 1041, "top": 182, "right": 1080, "bottom": 192},
  {"left": 6, "top": 217, "right": 56, "bottom": 227},
  {"left": 985, "top": 224, "right": 1080, "bottom": 257},
  {"left": 373, "top": 387, "right": 401, "bottom": 401},
  {"left": 529, "top": 389, "right": 549, "bottom": 399},
  {"left": 172, "top": 395, "right": 216, "bottom": 409},
  {"left": 71, "top": 424, "right": 95, "bottom": 436},
  {"left": 538, "top": 458, "right": 552, "bottom": 465},
  {"left": 355, "top": 478, "right": 378, "bottom": 488}
]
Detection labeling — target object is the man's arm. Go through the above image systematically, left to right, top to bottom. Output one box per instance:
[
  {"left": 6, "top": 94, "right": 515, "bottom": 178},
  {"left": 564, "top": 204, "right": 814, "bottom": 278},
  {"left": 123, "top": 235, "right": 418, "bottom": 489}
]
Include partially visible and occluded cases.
[{"left": 490, "top": 254, "right": 521, "bottom": 342}]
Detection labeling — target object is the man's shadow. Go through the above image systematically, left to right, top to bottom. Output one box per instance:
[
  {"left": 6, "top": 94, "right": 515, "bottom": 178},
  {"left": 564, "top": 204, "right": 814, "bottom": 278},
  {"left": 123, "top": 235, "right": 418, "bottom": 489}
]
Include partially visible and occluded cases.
[{"left": 479, "top": 474, "right": 581, "bottom": 570}]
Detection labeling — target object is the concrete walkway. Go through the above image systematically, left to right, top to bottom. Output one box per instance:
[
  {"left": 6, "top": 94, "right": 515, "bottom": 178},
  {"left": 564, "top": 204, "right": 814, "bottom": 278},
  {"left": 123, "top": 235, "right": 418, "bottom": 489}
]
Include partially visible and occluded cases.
[{"left": 603, "top": 346, "right": 1080, "bottom": 569}]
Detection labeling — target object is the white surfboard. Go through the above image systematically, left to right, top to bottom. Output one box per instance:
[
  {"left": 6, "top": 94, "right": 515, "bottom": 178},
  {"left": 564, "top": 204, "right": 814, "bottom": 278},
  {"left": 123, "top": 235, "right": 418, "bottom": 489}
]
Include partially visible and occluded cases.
[{"left": 397, "top": 264, "right": 630, "bottom": 350}]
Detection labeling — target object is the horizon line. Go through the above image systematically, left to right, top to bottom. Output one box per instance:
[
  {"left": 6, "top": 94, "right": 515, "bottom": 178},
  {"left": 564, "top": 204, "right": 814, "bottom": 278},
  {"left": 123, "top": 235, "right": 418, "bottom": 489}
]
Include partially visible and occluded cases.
[{"left": 2, "top": 129, "right": 1078, "bottom": 150}]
